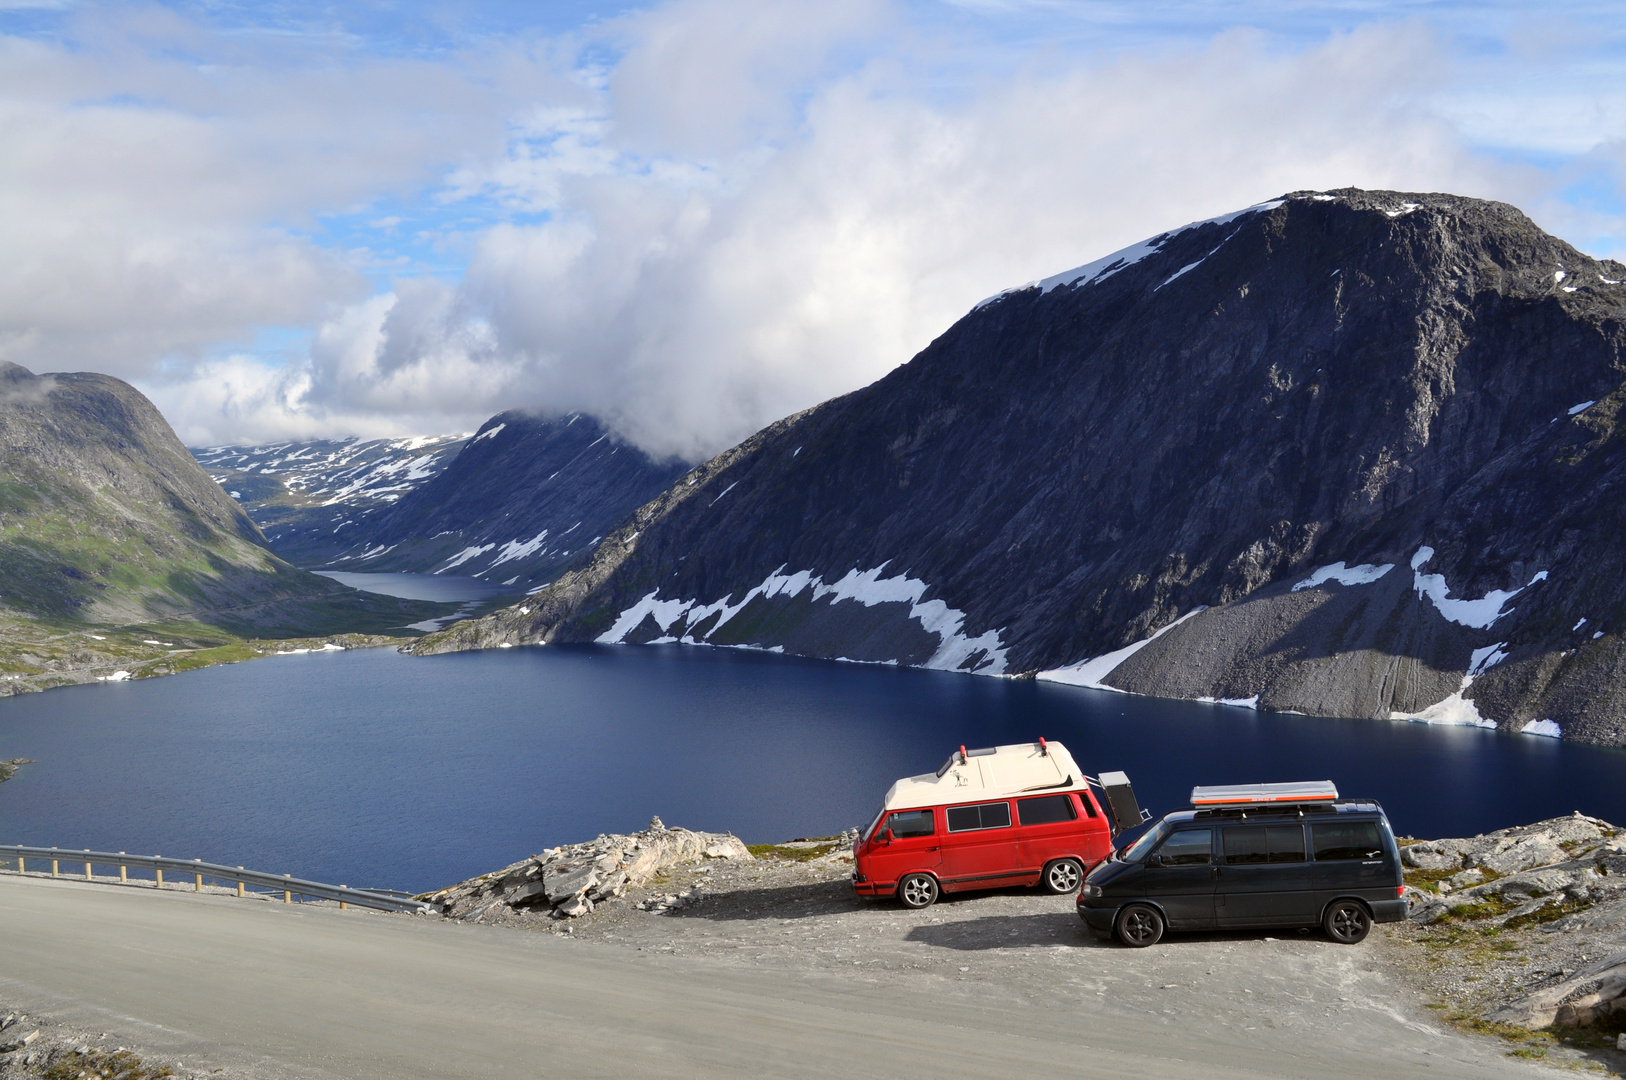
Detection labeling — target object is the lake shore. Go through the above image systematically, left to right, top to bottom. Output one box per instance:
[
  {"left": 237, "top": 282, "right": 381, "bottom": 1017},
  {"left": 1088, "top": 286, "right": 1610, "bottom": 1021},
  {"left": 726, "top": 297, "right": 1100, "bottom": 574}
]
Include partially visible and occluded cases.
[{"left": 0, "top": 627, "right": 409, "bottom": 700}]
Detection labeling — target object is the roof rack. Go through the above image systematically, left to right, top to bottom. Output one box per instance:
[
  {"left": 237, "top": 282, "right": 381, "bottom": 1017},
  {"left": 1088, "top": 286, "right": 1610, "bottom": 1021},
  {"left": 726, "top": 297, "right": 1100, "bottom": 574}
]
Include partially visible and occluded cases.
[{"left": 1190, "top": 781, "right": 1337, "bottom": 807}]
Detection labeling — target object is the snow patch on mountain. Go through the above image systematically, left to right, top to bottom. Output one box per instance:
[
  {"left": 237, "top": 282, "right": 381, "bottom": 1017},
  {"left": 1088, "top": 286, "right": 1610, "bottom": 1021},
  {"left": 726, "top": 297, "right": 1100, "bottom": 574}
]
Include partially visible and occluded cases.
[
  {"left": 975, "top": 200, "right": 1284, "bottom": 309},
  {"left": 489, "top": 530, "right": 549, "bottom": 569},
  {"left": 1410, "top": 547, "right": 1546, "bottom": 629},
  {"left": 1291, "top": 561, "right": 1395, "bottom": 591},
  {"left": 595, "top": 565, "right": 1009, "bottom": 674},
  {"left": 1036, "top": 608, "right": 1207, "bottom": 690}
]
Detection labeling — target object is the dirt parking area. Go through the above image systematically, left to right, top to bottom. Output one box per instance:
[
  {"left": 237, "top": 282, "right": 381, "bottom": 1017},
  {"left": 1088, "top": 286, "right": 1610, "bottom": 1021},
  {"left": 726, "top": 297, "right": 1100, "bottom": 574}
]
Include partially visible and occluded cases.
[{"left": 463, "top": 839, "right": 1622, "bottom": 1075}]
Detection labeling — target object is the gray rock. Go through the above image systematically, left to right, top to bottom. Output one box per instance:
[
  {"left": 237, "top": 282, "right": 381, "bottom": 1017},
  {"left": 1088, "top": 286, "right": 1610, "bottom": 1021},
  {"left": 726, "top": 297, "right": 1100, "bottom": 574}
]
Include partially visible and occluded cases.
[
  {"left": 429, "top": 821, "right": 755, "bottom": 920},
  {"left": 543, "top": 862, "right": 599, "bottom": 905}
]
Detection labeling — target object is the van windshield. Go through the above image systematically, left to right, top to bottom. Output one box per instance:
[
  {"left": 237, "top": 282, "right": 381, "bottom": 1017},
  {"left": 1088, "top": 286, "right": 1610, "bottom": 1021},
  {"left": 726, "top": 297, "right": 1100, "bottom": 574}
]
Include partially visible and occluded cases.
[
  {"left": 861, "top": 808, "right": 886, "bottom": 841},
  {"left": 1120, "top": 821, "right": 1170, "bottom": 862}
]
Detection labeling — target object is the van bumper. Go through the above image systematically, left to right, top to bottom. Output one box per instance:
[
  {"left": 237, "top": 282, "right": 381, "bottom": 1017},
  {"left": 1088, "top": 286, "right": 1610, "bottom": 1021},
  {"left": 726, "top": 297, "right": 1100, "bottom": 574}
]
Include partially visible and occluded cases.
[
  {"left": 852, "top": 874, "right": 888, "bottom": 898},
  {"left": 1369, "top": 898, "right": 1407, "bottom": 924},
  {"left": 1077, "top": 902, "right": 1117, "bottom": 935}
]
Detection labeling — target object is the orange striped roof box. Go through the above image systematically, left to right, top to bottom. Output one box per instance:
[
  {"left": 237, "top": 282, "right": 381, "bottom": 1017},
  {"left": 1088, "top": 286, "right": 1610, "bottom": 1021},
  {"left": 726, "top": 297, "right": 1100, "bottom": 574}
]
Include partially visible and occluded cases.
[{"left": 1190, "top": 781, "right": 1338, "bottom": 807}]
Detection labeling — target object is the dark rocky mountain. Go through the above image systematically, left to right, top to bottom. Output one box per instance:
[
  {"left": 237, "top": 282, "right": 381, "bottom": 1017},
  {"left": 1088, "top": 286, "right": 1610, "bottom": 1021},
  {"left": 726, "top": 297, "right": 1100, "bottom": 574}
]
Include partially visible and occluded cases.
[
  {"left": 418, "top": 189, "right": 1626, "bottom": 747},
  {"left": 0, "top": 362, "right": 444, "bottom": 649},
  {"left": 309, "top": 412, "right": 688, "bottom": 590},
  {"left": 192, "top": 434, "right": 469, "bottom": 566}
]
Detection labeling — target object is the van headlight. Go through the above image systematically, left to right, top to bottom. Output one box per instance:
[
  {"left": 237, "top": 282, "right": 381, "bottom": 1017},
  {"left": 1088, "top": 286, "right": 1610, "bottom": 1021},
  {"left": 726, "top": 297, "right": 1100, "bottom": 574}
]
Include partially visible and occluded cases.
[{"left": 1083, "top": 884, "right": 1103, "bottom": 899}]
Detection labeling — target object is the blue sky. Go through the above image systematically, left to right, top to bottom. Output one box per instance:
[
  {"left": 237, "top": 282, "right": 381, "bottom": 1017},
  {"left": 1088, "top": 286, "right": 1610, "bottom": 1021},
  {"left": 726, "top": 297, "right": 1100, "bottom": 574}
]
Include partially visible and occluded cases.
[{"left": 4, "top": 1, "right": 1626, "bottom": 455}]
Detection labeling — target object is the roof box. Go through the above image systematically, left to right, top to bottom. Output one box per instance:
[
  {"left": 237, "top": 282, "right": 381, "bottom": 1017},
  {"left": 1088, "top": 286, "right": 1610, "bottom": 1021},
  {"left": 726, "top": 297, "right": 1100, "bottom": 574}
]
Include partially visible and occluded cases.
[{"left": 1190, "top": 781, "right": 1337, "bottom": 807}]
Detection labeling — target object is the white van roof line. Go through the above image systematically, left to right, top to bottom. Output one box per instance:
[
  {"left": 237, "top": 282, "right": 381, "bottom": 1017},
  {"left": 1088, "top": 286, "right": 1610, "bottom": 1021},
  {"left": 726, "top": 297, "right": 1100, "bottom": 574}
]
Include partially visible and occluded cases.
[{"left": 881, "top": 740, "right": 1085, "bottom": 812}]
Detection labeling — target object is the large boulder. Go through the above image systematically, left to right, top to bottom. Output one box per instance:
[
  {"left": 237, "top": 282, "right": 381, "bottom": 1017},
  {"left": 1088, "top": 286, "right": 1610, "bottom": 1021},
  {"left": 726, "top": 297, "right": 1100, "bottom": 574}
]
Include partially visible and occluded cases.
[{"left": 425, "top": 818, "right": 752, "bottom": 921}]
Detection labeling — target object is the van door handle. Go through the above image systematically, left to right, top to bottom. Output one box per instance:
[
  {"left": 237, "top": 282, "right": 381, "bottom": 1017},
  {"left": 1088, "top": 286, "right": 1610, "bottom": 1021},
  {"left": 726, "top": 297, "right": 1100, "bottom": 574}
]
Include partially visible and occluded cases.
[
  {"left": 926, "top": 846, "right": 940, "bottom": 851},
  {"left": 1212, "top": 867, "right": 1221, "bottom": 879}
]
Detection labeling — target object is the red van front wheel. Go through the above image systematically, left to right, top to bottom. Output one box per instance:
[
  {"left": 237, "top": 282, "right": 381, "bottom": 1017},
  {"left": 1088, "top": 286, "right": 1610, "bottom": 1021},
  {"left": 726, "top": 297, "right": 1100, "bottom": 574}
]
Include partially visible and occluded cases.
[
  {"left": 1041, "top": 858, "right": 1084, "bottom": 894},
  {"left": 897, "top": 873, "right": 939, "bottom": 909}
]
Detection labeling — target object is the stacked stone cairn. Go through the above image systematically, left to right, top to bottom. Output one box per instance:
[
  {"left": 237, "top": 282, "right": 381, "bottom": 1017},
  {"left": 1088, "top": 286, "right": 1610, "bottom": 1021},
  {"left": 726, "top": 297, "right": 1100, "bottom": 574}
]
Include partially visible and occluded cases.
[
  {"left": 1404, "top": 813, "right": 1626, "bottom": 1029},
  {"left": 425, "top": 817, "right": 752, "bottom": 922}
]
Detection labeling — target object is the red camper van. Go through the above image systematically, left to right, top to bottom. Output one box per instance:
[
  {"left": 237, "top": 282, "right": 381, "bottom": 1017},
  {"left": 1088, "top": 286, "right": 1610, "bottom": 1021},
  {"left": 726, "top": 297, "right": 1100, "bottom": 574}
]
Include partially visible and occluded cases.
[{"left": 852, "top": 740, "right": 1133, "bottom": 908}]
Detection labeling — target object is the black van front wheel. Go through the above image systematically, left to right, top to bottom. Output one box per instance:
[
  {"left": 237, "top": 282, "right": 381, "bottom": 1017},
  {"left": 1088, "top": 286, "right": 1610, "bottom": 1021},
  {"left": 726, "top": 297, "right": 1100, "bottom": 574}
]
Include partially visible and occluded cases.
[
  {"left": 1041, "top": 858, "right": 1084, "bottom": 894},
  {"left": 897, "top": 873, "right": 939, "bottom": 909},
  {"left": 1323, "top": 900, "right": 1372, "bottom": 944},
  {"left": 1115, "top": 904, "right": 1164, "bottom": 947}
]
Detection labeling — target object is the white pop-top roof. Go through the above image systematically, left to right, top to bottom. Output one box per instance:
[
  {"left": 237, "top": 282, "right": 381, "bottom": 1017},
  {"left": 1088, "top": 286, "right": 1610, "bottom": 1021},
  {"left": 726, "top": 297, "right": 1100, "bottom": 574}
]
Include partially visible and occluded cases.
[{"left": 882, "top": 740, "right": 1084, "bottom": 811}]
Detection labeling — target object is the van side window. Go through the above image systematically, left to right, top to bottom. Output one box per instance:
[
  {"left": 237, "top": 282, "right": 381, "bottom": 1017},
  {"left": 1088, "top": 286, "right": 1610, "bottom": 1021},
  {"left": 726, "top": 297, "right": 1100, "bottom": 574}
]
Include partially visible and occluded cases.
[
  {"left": 1079, "top": 791, "right": 1100, "bottom": 818},
  {"left": 1017, "top": 794, "right": 1078, "bottom": 826},
  {"left": 946, "top": 802, "right": 1012, "bottom": 832},
  {"left": 887, "top": 809, "right": 934, "bottom": 838},
  {"left": 1311, "top": 821, "right": 1384, "bottom": 860},
  {"left": 1223, "top": 825, "right": 1305, "bottom": 864},
  {"left": 1155, "top": 829, "right": 1212, "bottom": 866}
]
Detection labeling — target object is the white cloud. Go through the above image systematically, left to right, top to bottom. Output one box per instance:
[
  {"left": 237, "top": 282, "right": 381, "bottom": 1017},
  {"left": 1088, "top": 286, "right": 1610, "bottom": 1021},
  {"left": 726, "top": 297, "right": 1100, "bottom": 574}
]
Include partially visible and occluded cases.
[
  {"left": 0, "top": 2, "right": 1600, "bottom": 456},
  {"left": 291, "top": 18, "right": 1520, "bottom": 460}
]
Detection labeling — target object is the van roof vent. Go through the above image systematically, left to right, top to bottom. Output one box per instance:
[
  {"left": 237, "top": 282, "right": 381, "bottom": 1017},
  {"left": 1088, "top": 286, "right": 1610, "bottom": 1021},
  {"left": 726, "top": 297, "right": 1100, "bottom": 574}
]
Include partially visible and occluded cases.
[{"left": 1190, "top": 781, "right": 1337, "bottom": 807}]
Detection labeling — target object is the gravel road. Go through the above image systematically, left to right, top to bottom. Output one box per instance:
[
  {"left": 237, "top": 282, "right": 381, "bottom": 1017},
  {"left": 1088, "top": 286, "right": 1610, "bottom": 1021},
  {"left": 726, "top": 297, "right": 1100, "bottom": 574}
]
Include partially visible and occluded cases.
[{"left": 0, "top": 856, "right": 1578, "bottom": 1080}]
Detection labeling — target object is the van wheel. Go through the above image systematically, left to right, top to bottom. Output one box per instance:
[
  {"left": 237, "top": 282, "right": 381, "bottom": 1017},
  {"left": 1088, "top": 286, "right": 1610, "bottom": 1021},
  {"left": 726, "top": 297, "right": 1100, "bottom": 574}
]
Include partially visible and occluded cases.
[
  {"left": 1041, "top": 858, "right": 1084, "bottom": 894},
  {"left": 897, "top": 873, "right": 939, "bottom": 909},
  {"left": 1323, "top": 900, "right": 1371, "bottom": 944},
  {"left": 1115, "top": 904, "right": 1164, "bottom": 947}
]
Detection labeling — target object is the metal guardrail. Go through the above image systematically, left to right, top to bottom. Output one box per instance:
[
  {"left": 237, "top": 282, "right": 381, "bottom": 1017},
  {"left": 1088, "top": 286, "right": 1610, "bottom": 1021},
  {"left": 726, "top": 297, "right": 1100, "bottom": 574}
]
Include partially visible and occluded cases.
[{"left": 0, "top": 844, "right": 433, "bottom": 914}]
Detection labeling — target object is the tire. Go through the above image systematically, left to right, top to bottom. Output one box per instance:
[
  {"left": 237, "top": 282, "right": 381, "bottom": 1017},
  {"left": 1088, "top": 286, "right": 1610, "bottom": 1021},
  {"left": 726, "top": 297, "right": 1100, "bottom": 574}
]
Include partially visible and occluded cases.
[
  {"left": 1041, "top": 858, "right": 1084, "bottom": 895},
  {"left": 897, "top": 873, "right": 939, "bottom": 909},
  {"left": 1323, "top": 900, "right": 1372, "bottom": 944},
  {"left": 1114, "top": 903, "right": 1164, "bottom": 947}
]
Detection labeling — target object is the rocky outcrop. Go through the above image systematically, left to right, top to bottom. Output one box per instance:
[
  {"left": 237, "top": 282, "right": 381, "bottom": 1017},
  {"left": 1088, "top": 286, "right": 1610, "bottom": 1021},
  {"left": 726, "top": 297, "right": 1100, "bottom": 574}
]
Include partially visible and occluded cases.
[
  {"left": 413, "top": 190, "right": 1626, "bottom": 745},
  {"left": 1402, "top": 814, "right": 1626, "bottom": 1028},
  {"left": 425, "top": 818, "right": 752, "bottom": 921}
]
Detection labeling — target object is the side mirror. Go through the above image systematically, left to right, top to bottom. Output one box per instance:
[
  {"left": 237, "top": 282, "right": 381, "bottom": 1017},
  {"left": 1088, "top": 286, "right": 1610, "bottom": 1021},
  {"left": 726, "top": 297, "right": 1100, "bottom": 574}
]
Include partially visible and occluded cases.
[
  {"left": 881, "top": 829, "right": 894, "bottom": 845},
  {"left": 1146, "top": 853, "right": 1163, "bottom": 867}
]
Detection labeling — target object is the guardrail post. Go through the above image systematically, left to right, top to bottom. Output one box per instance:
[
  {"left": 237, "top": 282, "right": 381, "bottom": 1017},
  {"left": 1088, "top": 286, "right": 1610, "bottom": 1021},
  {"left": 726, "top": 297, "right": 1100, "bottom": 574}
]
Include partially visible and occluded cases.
[
  {"left": 119, "top": 855, "right": 128, "bottom": 884},
  {"left": 16, "top": 856, "right": 23, "bottom": 874},
  {"left": 51, "top": 858, "right": 59, "bottom": 878},
  {"left": 84, "top": 859, "right": 92, "bottom": 880},
  {"left": 194, "top": 859, "right": 203, "bottom": 892},
  {"left": 155, "top": 861, "right": 163, "bottom": 888},
  {"left": 237, "top": 868, "right": 245, "bottom": 898},
  {"left": 283, "top": 874, "right": 291, "bottom": 903},
  {"left": 340, "top": 885, "right": 348, "bottom": 911}
]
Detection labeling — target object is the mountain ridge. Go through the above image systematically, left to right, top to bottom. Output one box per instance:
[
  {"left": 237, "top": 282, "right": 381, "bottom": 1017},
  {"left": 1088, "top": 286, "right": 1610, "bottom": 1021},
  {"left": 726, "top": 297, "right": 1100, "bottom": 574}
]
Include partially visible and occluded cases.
[{"left": 414, "top": 188, "right": 1626, "bottom": 746}]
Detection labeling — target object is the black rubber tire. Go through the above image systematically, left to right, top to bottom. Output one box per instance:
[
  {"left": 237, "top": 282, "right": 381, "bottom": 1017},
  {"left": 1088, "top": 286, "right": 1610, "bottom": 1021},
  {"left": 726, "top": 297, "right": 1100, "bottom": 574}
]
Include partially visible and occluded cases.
[
  {"left": 1041, "top": 858, "right": 1085, "bottom": 895},
  {"left": 897, "top": 873, "right": 939, "bottom": 909},
  {"left": 1323, "top": 900, "right": 1372, "bottom": 944},
  {"left": 1114, "top": 903, "right": 1164, "bottom": 947}
]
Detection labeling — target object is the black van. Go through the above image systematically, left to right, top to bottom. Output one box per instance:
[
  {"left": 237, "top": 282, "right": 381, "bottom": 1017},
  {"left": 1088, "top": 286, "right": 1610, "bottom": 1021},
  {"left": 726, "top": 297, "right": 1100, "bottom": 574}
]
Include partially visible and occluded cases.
[{"left": 1076, "top": 783, "right": 1405, "bottom": 947}]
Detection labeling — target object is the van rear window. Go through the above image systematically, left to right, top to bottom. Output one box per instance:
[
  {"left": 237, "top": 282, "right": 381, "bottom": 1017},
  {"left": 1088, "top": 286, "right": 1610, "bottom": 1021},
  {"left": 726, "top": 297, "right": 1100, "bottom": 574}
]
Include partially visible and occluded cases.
[
  {"left": 1017, "top": 794, "right": 1078, "bottom": 826},
  {"left": 947, "top": 802, "right": 1012, "bottom": 832},
  {"left": 1311, "top": 821, "right": 1385, "bottom": 861},
  {"left": 1223, "top": 825, "right": 1305, "bottom": 864}
]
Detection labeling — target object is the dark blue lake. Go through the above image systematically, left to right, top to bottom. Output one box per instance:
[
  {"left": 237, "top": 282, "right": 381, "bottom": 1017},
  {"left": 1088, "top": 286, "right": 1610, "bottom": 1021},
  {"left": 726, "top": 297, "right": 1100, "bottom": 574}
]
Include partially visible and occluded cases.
[{"left": 1, "top": 644, "right": 1624, "bottom": 894}]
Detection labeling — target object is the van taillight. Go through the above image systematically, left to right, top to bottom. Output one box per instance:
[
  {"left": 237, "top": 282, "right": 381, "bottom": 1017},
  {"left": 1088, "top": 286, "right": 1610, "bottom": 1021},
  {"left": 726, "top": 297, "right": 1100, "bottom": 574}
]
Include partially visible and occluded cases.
[{"left": 1396, "top": 886, "right": 1405, "bottom": 897}]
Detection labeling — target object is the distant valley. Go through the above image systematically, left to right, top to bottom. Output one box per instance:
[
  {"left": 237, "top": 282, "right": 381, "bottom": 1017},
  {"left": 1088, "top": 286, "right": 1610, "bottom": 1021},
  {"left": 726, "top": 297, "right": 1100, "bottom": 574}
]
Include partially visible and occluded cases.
[
  {"left": 0, "top": 361, "right": 455, "bottom": 694},
  {"left": 195, "top": 412, "right": 685, "bottom": 593}
]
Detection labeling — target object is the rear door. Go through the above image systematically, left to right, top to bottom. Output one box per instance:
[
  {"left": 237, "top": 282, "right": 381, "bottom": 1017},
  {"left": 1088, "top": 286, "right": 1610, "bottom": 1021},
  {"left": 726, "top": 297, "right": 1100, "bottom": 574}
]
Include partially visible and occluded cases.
[
  {"left": 938, "top": 800, "right": 1021, "bottom": 891},
  {"left": 866, "top": 808, "right": 941, "bottom": 890},
  {"left": 1308, "top": 818, "right": 1391, "bottom": 910},
  {"left": 1216, "top": 824, "right": 1314, "bottom": 927},
  {"left": 1141, "top": 827, "right": 1218, "bottom": 929}
]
